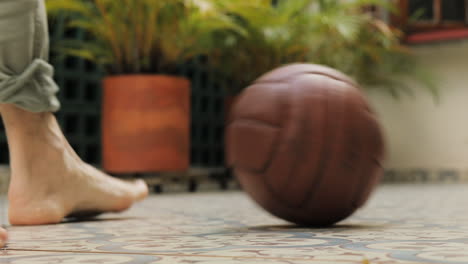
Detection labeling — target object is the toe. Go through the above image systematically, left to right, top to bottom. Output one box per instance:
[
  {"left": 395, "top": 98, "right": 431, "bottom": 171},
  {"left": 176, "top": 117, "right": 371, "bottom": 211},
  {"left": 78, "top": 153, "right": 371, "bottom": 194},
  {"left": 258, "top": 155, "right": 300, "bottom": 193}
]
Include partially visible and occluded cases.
[
  {"left": 110, "top": 179, "right": 148, "bottom": 212},
  {"left": 133, "top": 179, "right": 149, "bottom": 201},
  {"left": 0, "top": 228, "right": 7, "bottom": 248}
]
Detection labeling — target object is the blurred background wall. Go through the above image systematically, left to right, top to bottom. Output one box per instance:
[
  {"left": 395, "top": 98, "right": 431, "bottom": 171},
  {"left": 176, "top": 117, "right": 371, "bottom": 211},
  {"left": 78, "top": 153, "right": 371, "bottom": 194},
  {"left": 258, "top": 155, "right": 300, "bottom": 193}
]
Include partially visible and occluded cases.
[{"left": 368, "top": 40, "right": 468, "bottom": 181}]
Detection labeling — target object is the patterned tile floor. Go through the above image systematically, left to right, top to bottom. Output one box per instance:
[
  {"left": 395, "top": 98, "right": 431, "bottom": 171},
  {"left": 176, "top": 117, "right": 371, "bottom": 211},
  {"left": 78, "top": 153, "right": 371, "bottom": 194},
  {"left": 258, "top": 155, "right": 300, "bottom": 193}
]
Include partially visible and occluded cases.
[{"left": 2, "top": 183, "right": 468, "bottom": 263}]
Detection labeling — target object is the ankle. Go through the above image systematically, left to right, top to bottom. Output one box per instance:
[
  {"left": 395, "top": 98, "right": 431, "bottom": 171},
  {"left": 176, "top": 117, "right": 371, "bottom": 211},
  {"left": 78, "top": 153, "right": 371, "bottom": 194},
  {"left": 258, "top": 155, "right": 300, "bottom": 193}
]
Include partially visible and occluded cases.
[
  {"left": 0, "top": 104, "right": 49, "bottom": 128},
  {"left": 1, "top": 104, "right": 65, "bottom": 154}
]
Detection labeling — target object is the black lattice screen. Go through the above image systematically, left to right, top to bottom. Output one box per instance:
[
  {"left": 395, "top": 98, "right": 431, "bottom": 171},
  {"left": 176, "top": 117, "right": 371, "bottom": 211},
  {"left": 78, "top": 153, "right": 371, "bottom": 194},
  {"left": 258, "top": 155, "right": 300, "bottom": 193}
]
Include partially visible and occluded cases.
[
  {"left": 0, "top": 17, "right": 227, "bottom": 170},
  {"left": 50, "top": 19, "right": 103, "bottom": 165},
  {"left": 183, "top": 58, "right": 226, "bottom": 168},
  {"left": 0, "top": 121, "right": 6, "bottom": 163}
]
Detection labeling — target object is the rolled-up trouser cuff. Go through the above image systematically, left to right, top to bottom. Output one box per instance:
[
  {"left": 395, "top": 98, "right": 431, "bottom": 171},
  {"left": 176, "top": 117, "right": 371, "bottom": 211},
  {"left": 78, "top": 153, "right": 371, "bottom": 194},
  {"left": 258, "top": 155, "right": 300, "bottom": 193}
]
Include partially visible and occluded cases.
[
  {"left": 0, "top": 0, "right": 60, "bottom": 113},
  {"left": 0, "top": 59, "right": 60, "bottom": 112}
]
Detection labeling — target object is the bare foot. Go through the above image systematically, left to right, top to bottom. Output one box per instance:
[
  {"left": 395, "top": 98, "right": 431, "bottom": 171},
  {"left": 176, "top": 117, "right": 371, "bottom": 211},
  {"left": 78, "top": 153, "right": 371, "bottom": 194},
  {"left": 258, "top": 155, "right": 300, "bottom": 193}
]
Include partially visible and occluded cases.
[
  {"left": 1, "top": 105, "right": 149, "bottom": 225},
  {"left": 0, "top": 227, "right": 6, "bottom": 247}
]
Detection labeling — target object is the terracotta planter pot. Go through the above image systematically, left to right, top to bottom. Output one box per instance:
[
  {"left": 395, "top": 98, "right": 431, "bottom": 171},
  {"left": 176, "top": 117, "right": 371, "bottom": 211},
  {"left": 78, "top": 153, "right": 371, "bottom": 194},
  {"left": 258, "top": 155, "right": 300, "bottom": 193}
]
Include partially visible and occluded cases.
[{"left": 102, "top": 75, "right": 190, "bottom": 173}]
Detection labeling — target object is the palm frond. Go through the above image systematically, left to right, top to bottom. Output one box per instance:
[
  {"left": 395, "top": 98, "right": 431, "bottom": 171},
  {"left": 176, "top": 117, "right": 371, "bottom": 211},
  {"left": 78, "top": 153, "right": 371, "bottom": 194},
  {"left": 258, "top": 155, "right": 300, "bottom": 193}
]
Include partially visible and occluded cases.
[
  {"left": 47, "top": 0, "right": 243, "bottom": 75},
  {"left": 48, "top": 0, "right": 437, "bottom": 98}
]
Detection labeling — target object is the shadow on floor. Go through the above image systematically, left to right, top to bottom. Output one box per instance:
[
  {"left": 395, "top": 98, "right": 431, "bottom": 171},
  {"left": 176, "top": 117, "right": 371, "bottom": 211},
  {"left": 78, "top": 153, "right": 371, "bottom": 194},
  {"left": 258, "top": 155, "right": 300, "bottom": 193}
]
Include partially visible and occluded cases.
[
  {"left": 62, "top": 216, "right": 148, "bottom": 224},
  {"left": 246, "top": 223, "right": 390, "bottom": 232}
]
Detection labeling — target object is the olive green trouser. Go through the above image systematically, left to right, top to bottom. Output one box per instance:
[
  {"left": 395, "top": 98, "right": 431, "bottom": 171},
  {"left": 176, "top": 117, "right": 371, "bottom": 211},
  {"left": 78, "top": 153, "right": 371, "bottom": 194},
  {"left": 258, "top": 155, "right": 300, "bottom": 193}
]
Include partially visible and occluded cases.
[{"left": 0, "top": 0, "right": 60, "bottom": 113}]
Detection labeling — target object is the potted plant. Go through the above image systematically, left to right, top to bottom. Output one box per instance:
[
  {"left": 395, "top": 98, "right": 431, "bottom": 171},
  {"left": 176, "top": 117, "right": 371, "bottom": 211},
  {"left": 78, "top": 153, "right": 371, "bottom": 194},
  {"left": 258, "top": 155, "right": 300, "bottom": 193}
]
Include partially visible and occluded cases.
[
  {"left": 47, "top": 0, "right": 240, "bottom": 173},
  {"left": 212, "top": 0, "right": 436, "bottom": 116},
  {"left": 213, "top": 0, "right": 315, "bottom": 104},
  {"left": 302, "top": 0, "right": 436, "bottom": 98}
]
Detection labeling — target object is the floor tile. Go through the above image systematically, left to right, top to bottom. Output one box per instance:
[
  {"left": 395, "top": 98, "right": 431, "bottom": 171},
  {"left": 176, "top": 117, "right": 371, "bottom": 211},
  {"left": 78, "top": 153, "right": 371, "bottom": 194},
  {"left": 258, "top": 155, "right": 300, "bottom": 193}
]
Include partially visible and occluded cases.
[
  {"left": 5, "top": 184, "right": 468, "bottom": 264},
  {"left": 0, "top": 249, "right": 159, "bottom": 264},
  {"left": 1, "top": 249, "right": 366, "bottom": 264}
]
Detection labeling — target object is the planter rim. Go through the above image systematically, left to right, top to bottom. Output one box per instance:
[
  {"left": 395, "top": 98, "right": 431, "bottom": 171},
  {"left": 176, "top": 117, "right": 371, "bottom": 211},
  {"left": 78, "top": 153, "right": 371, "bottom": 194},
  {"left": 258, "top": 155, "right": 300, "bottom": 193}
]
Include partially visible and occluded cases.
[{"left": 104, "top": 74, "right": 189, "bottom": 81}]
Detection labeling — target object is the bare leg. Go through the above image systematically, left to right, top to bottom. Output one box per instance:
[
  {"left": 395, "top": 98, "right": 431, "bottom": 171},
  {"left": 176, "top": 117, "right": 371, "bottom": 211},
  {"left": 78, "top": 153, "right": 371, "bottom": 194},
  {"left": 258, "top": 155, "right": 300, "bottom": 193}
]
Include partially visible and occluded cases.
[
  {"left": 3, "top": 104, "right": 148, "bottom": 225},
  {"left": 0, "top": 228, "right": 6, "bottom": 247}
]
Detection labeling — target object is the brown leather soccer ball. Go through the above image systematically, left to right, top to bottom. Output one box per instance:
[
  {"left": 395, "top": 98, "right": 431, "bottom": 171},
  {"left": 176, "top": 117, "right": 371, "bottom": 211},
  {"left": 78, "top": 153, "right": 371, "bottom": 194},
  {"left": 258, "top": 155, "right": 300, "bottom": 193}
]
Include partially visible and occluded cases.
[{"left": 226, "top": 64, "right": 385, "bottom": 226}]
